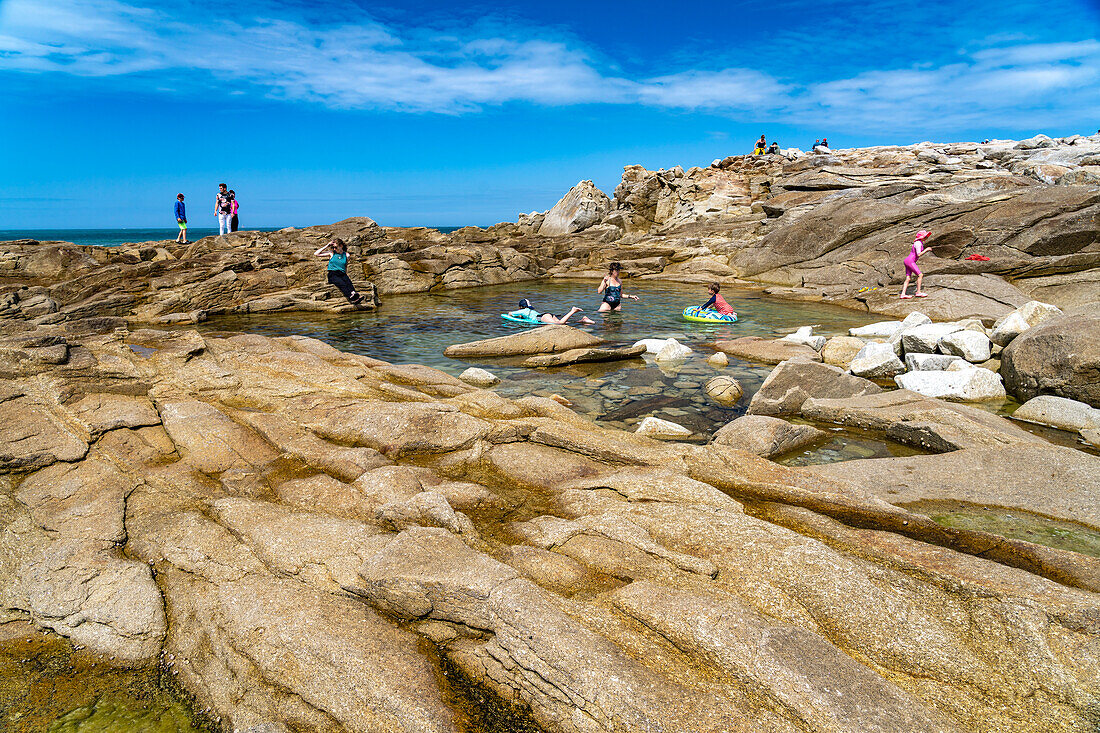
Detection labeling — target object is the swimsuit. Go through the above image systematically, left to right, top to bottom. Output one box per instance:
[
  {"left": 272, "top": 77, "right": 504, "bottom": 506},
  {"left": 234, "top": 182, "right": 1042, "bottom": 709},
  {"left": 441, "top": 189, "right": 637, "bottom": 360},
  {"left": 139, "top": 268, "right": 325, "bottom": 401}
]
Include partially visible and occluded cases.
[
  {"left": 903, "top": 241, "right": 923, "bottom": 277},
  {"left": 602, "top": 282, "right": 622, "bottom": 307},
  {"left": 702, "top": 293, "right": 735, "bottom": 315}
]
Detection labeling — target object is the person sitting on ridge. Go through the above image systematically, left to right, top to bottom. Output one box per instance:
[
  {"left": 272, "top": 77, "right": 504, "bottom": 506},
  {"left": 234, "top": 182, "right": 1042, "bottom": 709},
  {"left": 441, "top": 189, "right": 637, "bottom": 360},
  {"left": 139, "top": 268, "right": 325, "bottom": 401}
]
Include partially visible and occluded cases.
[
  {"left": 767, "top": 141, "right": 780, "bottom": 154},
  {"left": 315, "top": 238, "right": 365, "bottom": 304},
  {"left": 508, "top": 299, "right": 595, "bottom": 325}
]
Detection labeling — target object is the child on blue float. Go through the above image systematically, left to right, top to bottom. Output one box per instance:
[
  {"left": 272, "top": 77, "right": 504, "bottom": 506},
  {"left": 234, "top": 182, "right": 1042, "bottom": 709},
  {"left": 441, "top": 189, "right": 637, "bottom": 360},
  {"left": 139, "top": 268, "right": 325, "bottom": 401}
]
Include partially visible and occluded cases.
[
  {"left": 698, "top": 282, "right": 737, "bottom": 320},
  {"left": 508, "top": 299, "right": 595, "bottom": 325}
]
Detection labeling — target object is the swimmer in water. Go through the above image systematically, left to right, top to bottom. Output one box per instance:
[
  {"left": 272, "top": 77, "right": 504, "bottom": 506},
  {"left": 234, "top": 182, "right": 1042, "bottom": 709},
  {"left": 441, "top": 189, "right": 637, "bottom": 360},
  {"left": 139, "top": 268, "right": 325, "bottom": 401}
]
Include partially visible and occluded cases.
[{"left": 597, "top": 262, "right": 639, "bottom": 312}]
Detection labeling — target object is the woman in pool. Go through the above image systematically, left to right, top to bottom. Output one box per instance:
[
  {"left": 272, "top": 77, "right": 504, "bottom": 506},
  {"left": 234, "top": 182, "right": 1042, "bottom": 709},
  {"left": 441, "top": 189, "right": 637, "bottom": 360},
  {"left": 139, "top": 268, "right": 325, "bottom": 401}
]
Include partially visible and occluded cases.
[
  {"left": 315, "top": 238, "right": 364, "bottom": 304},
  {"left": 597, "top": 262, "right": 639, "bottom": 312},
  {"left": 508, "top": 299, "right": 595, "bottom": 325}
]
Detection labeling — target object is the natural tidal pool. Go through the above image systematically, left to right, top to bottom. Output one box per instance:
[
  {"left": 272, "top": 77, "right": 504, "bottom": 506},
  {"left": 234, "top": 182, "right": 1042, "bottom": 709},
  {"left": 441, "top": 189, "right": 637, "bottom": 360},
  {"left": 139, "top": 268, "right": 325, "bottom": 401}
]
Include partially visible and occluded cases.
[
  {"left": 201, "top": 279, "right": 919, "bottom": 463},
  {"left": 901, "top": 501, "right": 1100, "bottom": 559},
  {"left": 0, "top": 625, "right": 208, "bottom": 733}
]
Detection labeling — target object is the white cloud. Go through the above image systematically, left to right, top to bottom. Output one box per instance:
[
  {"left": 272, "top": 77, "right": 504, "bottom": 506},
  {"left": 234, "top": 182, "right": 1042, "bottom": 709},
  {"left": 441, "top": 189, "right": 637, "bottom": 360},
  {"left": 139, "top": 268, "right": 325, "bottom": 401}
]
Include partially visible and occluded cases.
[{"left": 1, "top": 0, "right": 1097, "bottom": 131}]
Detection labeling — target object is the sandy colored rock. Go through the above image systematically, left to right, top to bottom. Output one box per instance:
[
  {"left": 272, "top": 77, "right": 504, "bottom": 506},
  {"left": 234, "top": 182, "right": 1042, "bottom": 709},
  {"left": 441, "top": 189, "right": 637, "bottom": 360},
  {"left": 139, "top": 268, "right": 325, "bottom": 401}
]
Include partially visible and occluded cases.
[
  {"left": 1001, "top": 311, "right": 1100, "bottom": 407},
  {"left": 443, "top": 325, "right": 602, "bottom": 357},
  {"left": 820, "top": 335, "right": 865, "bottom": 368},
  {"left": 715, "top": 336, "right": 822, "bottom": 364},
  {"left": 522, "top": 342, "right": 645, "bottom": 367},
  {"left": 748, "top": 359, "right": 881, "bottom": 416},
  {"left": 458, "top": 366, "right": 500, "bottom": 387},
  {"left": 703, "top": 375, "right": 744, "bottom": 405},
  {"left": 801, "top": 389, "right": 1042, "bottom": 452},
  {"left": 1011, "top": 395, "right": 1100, "bottom": 433},
  {"left": 712, "top": 415, "right": 826, "bottom": 458},
  {"left": 635, "top": 416, "right": 693, "bottom": 439}
]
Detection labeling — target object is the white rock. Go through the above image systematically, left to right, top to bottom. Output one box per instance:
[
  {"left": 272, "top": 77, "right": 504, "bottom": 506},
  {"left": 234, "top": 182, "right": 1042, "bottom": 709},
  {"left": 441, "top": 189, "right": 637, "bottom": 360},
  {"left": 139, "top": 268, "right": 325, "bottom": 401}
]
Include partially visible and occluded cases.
[
  {"left": 990, "top": 301, "right": 1063, "bottom": 346},
  {"left": 901, "top": 312, "right": 932, "bottom": 327},
  {"left": 850, "top": 321, "right": 904, "bottom": 338},
  {"left": 899, "top": 323, "right": 964, "bottom": 354},
  {"left": 780, "top": 326, "right": 826, "bottom": 351},
  {"left": 938, "top": 330, "right": 992, "bottom": 362},
  {"left": 633, "top": 338, "right": 671, "bottom": 354},
  {"left": 655, "top": 338, "right": 693, "bottom": 363},
  {"left": 849, "top": 342, "right": 906, "bottom": 378},
  {"left": 707, "top": 352, "right": 729, "bottom": 366},
  {"left": 905, "top": 353, "right": 965, "bottom": 371},
  {"left": 458, "top": 367, "right": 500, "bottom": 387},
  {"left": 894, "top": 368, "right": 1006, "bottom": 401},
  {"left": 1012, "top": 395, "right": 1100, "bottom": 433},
  {"left": 635, "top": 416, "right": 692, "bottom": 439}
]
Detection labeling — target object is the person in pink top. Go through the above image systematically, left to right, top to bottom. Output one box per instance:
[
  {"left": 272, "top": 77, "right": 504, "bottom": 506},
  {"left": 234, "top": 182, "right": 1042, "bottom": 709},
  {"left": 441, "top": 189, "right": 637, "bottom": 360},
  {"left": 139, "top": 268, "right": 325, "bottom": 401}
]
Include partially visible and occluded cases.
[
  {"left": 900, "top": 230, "right": 932, "bottom": 299},
  {"left": 700, "top": 282, "right": 737, "bottom": 317}
]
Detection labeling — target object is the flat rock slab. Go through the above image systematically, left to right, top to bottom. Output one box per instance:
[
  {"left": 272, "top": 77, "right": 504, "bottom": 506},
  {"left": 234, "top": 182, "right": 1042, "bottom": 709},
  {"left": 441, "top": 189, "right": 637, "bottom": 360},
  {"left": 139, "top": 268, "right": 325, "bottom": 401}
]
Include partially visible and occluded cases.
[
  {"left": 854, "top": 274, "right": 1032, "bottom": 323},
  {"left": 444, "top": 325, "right": 602, "bottom": 357},
  {"left": 715, "top": 337, "right": 821, "bottom": 364},
  {"left": 522, "top": 343, "right": 646, "bottom": 367},
  {"left": 801, "top": 389, "right": 1044, "bottom": 452},
  {"left": 1011, "top": 395, "right": 1100, "bottom": 433},
  {"left": 807, "top": 444, "right": 1100, "bottom": 529}
]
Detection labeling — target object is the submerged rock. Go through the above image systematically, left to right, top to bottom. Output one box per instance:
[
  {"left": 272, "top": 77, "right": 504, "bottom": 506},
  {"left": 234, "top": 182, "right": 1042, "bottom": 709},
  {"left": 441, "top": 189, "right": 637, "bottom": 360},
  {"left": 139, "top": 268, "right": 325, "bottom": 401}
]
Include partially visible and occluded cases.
[{"left": 703, "top": 375, "right": 744, "bottom": 406}]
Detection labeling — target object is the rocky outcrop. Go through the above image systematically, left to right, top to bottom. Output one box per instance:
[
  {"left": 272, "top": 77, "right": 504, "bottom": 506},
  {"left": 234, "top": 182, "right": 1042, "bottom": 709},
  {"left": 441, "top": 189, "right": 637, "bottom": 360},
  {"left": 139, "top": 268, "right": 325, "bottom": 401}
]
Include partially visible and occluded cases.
[
  {"left": 538, "top": 180, "right": 612, "bottom": 236},
  {"left": 1001, "top": 311, "right": 1100, "bottom": 407},
  {"left": 2, "top": 320, "right": 1098, "bottom": 731},
  {"left": 715, "top": 337, "right": 822, "bottom": 364}
]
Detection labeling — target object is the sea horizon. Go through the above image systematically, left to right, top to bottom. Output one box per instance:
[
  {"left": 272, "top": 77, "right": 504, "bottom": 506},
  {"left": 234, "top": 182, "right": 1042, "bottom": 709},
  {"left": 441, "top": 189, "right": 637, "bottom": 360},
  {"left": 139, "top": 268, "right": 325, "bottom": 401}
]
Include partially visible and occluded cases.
[{"left": 0, "top": 225, "right": 467, "bottom": 247}]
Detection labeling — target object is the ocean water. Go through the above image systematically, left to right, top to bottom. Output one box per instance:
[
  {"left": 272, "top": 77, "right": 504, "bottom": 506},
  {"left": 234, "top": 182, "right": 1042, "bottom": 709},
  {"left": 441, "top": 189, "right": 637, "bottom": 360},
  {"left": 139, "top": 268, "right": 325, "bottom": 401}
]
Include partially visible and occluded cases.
[{"left": 0, "top": 226, "right": 464, "bottom": 247}]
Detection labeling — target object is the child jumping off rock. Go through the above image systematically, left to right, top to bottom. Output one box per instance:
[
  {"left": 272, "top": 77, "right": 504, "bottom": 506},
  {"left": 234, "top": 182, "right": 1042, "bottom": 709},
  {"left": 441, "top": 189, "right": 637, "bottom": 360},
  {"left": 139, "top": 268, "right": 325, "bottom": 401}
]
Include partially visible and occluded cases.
[
  {"left": 900, "top": 230, "right": 932, "bottom": 299},
  {"left": 509, "top": 299, "right": 595, "bottom": 325}
]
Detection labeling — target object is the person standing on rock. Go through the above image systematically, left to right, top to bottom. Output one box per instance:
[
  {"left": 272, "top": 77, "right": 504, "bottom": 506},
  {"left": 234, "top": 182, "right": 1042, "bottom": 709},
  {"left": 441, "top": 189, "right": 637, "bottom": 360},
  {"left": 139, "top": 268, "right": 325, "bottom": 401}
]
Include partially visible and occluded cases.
[
  {"left": 215, "top": 183, "right": 233, "bottom": 236},
  {"left": 229, "top": 190, "right": 239, "bottom": 232},
  {"left": 174, "top": 193, "right": 188, "bottom": 244},
  {"left": 900, "top": 230, "right": 932, "bottom": 299},
  {"left": 316, "top": 238, "right": 364, "bottom": 304},
  {"left": 597, "top": 262, "right": 639, "bottom": 312}
]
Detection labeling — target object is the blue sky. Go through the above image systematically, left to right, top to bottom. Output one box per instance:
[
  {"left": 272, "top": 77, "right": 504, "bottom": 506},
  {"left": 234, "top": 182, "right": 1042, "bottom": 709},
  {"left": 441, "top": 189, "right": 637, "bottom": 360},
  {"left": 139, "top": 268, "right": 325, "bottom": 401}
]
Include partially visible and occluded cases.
[{"left": 1, "top": 0, "right": 1098, "bottom": 229}]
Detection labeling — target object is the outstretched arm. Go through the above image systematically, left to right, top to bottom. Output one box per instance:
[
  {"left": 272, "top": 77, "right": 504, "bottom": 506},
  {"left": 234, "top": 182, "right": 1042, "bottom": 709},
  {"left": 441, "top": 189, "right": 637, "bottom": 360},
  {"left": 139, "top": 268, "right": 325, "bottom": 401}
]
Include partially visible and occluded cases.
[
  {"left": 314, "top": 243, "right": 333, "bottom": 257},
  {"left": 702, "top": 294, "right": 717, "bottom": 309}
]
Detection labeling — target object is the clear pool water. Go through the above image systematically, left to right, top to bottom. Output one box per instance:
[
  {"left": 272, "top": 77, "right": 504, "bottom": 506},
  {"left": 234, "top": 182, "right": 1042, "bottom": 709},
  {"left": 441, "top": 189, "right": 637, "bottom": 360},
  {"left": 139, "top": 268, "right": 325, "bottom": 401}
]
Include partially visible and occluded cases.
[{"left": 200, "top": 279, "right": 925, "bottom": 462}]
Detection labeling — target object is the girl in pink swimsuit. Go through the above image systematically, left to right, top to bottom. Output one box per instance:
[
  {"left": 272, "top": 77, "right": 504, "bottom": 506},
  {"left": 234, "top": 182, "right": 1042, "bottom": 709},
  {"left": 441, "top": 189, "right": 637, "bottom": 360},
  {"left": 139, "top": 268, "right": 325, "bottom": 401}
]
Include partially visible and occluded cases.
[{"left": 900, "top": 230, "right": 932, "bottom": 299}]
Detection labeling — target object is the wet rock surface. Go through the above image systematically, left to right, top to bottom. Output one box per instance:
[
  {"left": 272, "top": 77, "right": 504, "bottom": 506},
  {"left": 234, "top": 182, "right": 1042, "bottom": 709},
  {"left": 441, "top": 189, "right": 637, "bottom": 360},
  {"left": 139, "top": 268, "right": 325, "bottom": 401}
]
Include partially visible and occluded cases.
[{"left": 0, "top": 321, "right": 1097, "bottom": 732}]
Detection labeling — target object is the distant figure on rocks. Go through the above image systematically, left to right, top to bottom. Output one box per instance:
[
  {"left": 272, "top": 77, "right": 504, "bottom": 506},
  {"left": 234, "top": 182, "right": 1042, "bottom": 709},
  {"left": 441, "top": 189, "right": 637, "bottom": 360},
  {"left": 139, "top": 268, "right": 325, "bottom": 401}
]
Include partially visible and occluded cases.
[
  {"left": 753, "top": 134, "right": 767, "bottom": 155},
  {"left": 820, "top": 137, "right": 830, "bottom": 149},
  {"left": 813, "top": 138, "right": 821, "bottom": 150},
  {"left": 767, "top": 142, "right": 780, "bottom": 154},
  {"left": 215, "top": 183, "right": 233, "bottom": 236},
  {"left": 229, "top": 190, "right": 239, "bottom": 232},
  {"left": 174, "top": 193, "right": 188, "bottom": 244},
  {"left": 899, "top": 230, "right": 932, "bottom": 299},
  {"left": 316, "top": 238, "right": 364, "bottom": 304},
  {"left": 598, "top": 262, "right": 640, "bottom": 312},
  {"left": 509, "top": 299, "right": 595, "bottom": 325}
]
